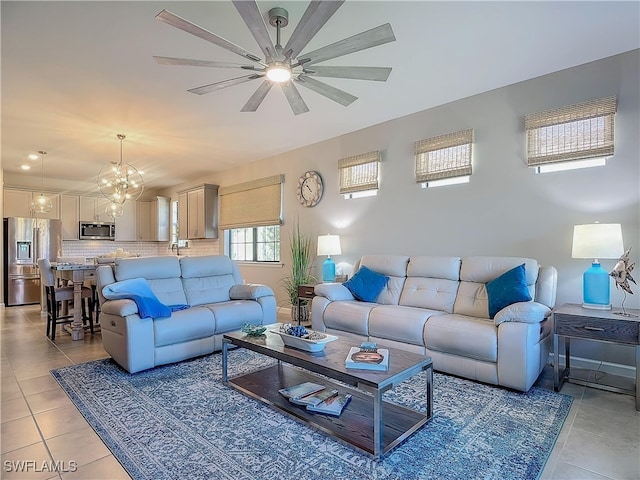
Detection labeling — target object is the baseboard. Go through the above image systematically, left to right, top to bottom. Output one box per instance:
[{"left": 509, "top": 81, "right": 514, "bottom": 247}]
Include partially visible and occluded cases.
[{"left": 549, "top": 352, "right": 636, "bottom": 379}]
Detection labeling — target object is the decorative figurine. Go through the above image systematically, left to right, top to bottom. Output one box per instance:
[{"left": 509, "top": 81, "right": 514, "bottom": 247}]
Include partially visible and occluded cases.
[{"left": 610, "top": 247, "right": 636, "bottom": 294}]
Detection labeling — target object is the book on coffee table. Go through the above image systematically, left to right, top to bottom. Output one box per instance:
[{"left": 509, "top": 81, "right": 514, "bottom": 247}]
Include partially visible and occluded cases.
[
  {"left": 345, "top": 346, "right": 389, "bottom": 371},
  {"left": 278, "top": 382, "right": 325, "bottom": 400},
  {"left": 290, "top": 388, "right": 339, "bottom": 407},
  {"left": 306, "top": 393, "right": 352, "bottom": 416}
]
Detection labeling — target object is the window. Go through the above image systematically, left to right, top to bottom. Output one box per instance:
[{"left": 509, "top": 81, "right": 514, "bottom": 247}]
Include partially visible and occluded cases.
[
  {"left": 525, "top": 96, "right": 616, "bottom": 172},
  {"left": 415, "top": 129, "right": 473, "bottom": 187},
  {"left": 338, "top": 151, "right": 381, "bottom": 197},
  {"left": 220, "top": 175, "right": 283, "bottom": 263},
  {"left": 228, "top": 226, "right": 280, "bottom": 262}
]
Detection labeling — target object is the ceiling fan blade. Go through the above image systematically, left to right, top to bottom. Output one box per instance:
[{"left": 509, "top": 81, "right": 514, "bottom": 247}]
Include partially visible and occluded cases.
[
  {"left": 283, "top": 0, "right": 344, "bottom": 60},
  {"left": 232, "top": 1, "right": 277, "bottom": 62},
  {"left": 156, "top": 10, "right": 264, "bottom": 65},
  {"left": 298, "top": 23, "right": 396, "bottom": 67},
  {"left": 154, "top": 56, "right": 260, "bottom": 70},
  {"left": 303, "top": 66, "right": 391, "bottom": 82},
  {"left": 188, "top": 74, "right": 262, "bottom": 95},
  {"left": 296, "top": 76, "right": 357, "bottom": 107},
  {"left": 241, "top": 80, "right": 274, "bottom": 112},
  {"left": 280, "top": 82, "right": 310, "bottom": 115}
]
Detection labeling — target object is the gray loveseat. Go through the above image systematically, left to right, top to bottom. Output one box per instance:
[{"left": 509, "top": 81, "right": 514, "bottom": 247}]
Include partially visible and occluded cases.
[
  {"left": 97, "top": 255, "right": 276, "bottom": 373},
  {"left": 312, "top": 255, "right": 557, "bottom": 392}
]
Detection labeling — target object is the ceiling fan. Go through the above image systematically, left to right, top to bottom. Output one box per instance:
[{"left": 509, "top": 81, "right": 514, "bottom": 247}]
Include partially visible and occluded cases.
[{"left": 154, "top": 0, "right": 396, "bottom": 115}]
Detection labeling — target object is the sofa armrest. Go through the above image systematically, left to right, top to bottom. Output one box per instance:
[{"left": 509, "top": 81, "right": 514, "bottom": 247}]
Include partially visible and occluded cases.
[
  {"left": 229, "top": 283, "right": 274, "bottom": 300},
  {"left": 314, "top": 283, "right": 355, "bottom": 301},
  {"left": 101, "top": 298, "right": 141, "bottom": 317},
  {"left": 494, "top": 301, "right": 551, "bottom": 326}
]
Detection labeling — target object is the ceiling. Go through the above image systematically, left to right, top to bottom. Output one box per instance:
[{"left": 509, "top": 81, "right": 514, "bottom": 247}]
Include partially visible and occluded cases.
[{"left": 2, "top": 1, "right": 639, "bottom": 195}]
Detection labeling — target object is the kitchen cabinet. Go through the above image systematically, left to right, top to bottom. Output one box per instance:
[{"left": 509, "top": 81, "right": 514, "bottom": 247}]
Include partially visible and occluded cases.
[
  {"left": 177, "top": 184, "right": 218, "bottom": 239},
  {"left": 3, "top": 188, "right": 60, "bottom": 219},
  {"left": 60, "top": 194, "right": 80, "bottom": 240},
  {"left": 79, "top": 196, "right": 113, "bottom": 222},
  {"left": 136, "top": 196, "right": 169, "bottom": 242},
  {"left": 115, "top": 201, "right": 137, "bottom": 241}
]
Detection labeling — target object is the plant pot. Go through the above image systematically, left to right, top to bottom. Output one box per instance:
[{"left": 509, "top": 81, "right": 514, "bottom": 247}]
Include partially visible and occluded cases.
[{"left": 291, "top": 304, "right": 310, "bottom": 324}]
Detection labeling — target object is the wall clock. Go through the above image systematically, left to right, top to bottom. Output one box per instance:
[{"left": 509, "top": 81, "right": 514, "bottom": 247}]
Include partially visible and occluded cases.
[{"left": 296, "top": 171, "right": 324, "bottom": 207}]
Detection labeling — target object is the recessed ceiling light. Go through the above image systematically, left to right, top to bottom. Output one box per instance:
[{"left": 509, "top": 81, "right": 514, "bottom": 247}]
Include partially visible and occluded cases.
[
  {"left": 28, "top": 153, "right": 39, "bottom": 160},
  {"left": 21, "top": 164, "right": 31, "bottom": 170}
]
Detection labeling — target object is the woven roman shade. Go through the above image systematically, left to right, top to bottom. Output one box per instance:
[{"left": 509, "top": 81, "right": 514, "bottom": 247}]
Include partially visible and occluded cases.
[
  {"left": 525, "top": 96, "right": 617, "bottom": 166},
  {"left": 414, "top": 129, "right": 473, "bottom": 182},
  {"left": 338, "top": 151, "right": 381, "bottom": 194},
  {"left": 219, "top": 174, "right": 284, "bottom": 230}
]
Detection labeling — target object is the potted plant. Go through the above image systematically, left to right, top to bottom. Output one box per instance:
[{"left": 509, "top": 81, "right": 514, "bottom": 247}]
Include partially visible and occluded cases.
[{"left": 282, "top": 221, "right": 316, "bottom": 323}]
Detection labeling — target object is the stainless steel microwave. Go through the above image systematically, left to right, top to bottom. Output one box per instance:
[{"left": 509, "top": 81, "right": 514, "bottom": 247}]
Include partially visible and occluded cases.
[{"left": 79, "top": 222, "right": 115, "bottom": 240}]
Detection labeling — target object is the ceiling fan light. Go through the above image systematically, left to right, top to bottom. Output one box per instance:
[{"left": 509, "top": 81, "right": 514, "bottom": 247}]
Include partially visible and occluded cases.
[{"left": 266, "top": 64, "right": 291, "bottom": 83}]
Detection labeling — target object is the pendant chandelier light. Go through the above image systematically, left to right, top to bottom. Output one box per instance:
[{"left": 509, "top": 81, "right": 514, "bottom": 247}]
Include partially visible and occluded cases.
[
  {"left": 97, "top": 134, "right": 144, "bottom": 210},
  {"left": 31, "top": 151, "right": 52, "bottom": 214}
]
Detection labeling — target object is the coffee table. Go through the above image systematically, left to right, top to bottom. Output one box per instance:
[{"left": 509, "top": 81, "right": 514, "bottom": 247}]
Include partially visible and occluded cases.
[{"left": 222, "top": 326, "right": 433, "bottom": 459}]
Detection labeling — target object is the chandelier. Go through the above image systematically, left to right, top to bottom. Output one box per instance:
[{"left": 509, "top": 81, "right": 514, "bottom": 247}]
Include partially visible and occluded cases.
[
  {"left": 97, "top": 134, "right": 144, "bottom": 211},
  {"left": 31, "top": 150, "right": 52, "bottom": 214}
]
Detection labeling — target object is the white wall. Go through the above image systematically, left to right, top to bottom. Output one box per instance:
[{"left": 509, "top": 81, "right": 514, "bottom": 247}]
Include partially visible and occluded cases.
[{"left": 161, "top": 50, "right": 639, "bottom": 366}]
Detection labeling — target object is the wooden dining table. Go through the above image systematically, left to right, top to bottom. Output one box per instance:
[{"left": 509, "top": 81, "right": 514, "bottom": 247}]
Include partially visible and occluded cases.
[{"left": 50, "top": 263, "right": 97, "bottom": 341}]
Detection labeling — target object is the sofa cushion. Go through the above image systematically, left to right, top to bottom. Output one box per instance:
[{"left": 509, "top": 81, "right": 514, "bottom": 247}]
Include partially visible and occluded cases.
[
  {"left": 180, "top": 255, "right": 243, "bottom": 284},
  {"left": 359, "top": 255, "right": 409, "bottom": 305},
  {"left": 114, "top": 256, "right": 182, "bottom": 281},
  {"left": 407, "top": 256, "right": 461, "bottom": 281},
  {"left": 453, "top": 257, "right": 539, "bottom": 319},
  {"left": 486, "top": 264, "right": 532, "bottom": 318},
  {"left": 344, "top": 266, "right": 389, "bottom": 302},
  {"left": 148, "top": 278, "right": 189, "bottom": 306},
  {"left": 399, "top": 278, "right": 459, "bottom": 313},
  {"left": 205, "top": 300, "right": 264, "bottom": 332},
  {"left": 323, "top": 301, "right": 375, "bottom": 336},
  {"left": 494, "top": 301, "right": 551, "bottom": 326},
  {"left": 369, "top": 305, "right": 444, "bottom": 347},
  {"left": 153, "top": 306, "right": 216, "bottom": 347},
  {"left": 424, "top": 314, "right": 497, "bottom": 362}
]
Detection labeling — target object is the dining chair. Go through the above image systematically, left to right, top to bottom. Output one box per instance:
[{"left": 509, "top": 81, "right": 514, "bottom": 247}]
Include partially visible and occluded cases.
[{"left": 37, "top": 259, "right": 94, "bottom": 340}]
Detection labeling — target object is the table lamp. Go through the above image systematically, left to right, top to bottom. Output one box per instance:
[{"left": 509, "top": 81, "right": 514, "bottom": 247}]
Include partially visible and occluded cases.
[
  {"left": 571, "top": 223, "right": 624, "bottom": 310},
  {"left": 317, "top": 234, "right": 341, "bottom": 282}
]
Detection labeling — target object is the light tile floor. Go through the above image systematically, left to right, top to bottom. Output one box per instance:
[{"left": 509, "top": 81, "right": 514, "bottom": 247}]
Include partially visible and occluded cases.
[{"left": 1, "top": 305, "right": 639, "bottom": 479}]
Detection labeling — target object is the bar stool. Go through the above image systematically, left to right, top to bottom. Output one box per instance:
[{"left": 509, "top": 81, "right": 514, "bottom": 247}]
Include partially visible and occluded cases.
[{"left": 37, "top": 259, "right": 94, "bottom": 340}]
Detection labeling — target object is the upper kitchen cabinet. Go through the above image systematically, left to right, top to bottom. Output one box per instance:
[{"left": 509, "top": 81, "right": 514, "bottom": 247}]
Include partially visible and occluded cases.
[
  {"left": 177, "top": 184, "right": 218, "bottom": 239},
  {"left": 4, "top": 188, "right": 60, "bottom": 219},
  {"left": 60, "top": 194, "right": 80, "bottom": 240},
  {"left": 79, "top": 196, "right": 114, "bottom": 223},
  {"left": 136, "top": 196, "right": 170, "bottom": 241},
  {"left": 114, "top": 201, "right": 137, "bottom": 241}
]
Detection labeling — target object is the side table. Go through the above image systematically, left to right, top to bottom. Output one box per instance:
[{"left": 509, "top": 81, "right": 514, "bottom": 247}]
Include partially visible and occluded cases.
[
  {"left": 297, "top": 284, "right": 316, "bottom": 326},
  {"left": 553, "top": 303, "right": 639, "bottom": 410}
]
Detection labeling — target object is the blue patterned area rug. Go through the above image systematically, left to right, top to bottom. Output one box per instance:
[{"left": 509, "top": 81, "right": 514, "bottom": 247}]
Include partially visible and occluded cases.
[{"left": 51, "top": 349, "right": 571, "bottom": 480}]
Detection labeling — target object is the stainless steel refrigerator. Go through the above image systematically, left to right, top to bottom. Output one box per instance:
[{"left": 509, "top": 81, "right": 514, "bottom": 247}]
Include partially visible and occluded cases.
[{"left": 3, "top": 217, "right": 62, "bottom": 306}]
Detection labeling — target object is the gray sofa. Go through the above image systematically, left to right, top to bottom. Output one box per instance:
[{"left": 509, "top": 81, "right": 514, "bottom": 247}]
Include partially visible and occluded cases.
[
  {"left": 96, "top": 255, "right": 276, "bottom": 373},
  {"left": 312, "top": 255, "right": 557, "bottom": 392}
]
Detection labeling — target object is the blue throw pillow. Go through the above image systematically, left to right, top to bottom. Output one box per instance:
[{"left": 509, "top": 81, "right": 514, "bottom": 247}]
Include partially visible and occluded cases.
[
  {"left": 485, "top": 264, "right": 532, "bottom": 319},
  {"left": 343, "top": 266, "right": 389, "bottom": 303}
]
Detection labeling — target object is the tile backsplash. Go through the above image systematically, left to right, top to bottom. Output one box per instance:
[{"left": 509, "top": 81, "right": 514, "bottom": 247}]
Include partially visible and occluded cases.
[{"left": 61, "top": 239, "right": 219, "bottom": 260}]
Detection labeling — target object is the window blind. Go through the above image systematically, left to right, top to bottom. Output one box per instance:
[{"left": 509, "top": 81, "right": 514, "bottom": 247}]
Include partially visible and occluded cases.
[
  {"left": 525, "top": 96, "right": 616, "bottom": 167},
  {"left": 414, "top": 129, "right": 473, "bottom": 182},
  {"left": 338, "top": 151, "right": 381, "bottom": 194},
  {"left": 219, "top": 174, "right": 284, "bottom": 230}
]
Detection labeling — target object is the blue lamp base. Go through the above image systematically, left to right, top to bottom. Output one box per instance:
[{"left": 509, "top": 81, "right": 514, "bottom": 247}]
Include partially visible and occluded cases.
[
  {"left": 322, "top": 256, "right": 336, "bottom": 282},
  {"left": 582, "top": 262, "right": 611, "bottom": 310}
]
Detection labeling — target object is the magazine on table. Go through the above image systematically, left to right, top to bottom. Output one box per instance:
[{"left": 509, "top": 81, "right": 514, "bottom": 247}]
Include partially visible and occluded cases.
[
  {"left": 345, "top": 342, "right": 389, "bottom": 371},
  {"left": 278, "top": 382, "right": 325, "bottom": 400},
  {"left": 290, "top": 388, "right": 339, "bottom": 407},
  {"left": 306, "top": 393, "right": 352, "bottom": 416}
]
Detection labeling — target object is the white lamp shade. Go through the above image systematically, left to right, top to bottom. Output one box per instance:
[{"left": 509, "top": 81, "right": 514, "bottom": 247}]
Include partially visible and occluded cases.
[
  {"left": 571, "top": 223, "right": 624, "bottom": 259},
  {"left": 317, "top": 234, "right": 341, "bottom": 256}
]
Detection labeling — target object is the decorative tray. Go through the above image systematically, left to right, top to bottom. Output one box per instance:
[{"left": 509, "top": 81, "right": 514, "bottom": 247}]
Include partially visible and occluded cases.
[{"left": 270, "top": 329, "right": 338, "bottom": 352}]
